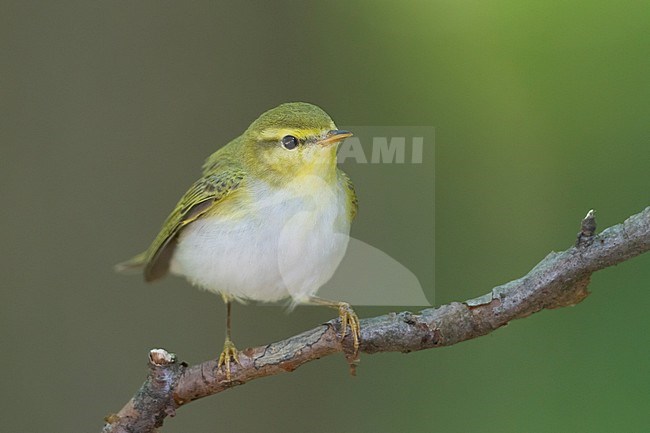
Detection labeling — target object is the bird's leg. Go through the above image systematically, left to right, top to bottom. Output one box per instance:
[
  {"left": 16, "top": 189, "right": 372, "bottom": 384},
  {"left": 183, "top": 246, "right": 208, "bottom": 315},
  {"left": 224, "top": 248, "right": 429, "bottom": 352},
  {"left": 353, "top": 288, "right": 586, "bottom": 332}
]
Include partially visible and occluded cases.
[
  {"left": 217, "top": 296, "right": 240, "bottom": 380},
  {"left": 307, "top": 296, "right": 360, "bottom": 354}
]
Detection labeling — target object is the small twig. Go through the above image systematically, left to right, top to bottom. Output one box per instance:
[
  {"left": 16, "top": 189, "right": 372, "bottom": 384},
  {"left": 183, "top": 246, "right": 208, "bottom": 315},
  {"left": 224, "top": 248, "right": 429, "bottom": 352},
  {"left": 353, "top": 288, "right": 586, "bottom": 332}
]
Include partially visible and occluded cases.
[
  {"left": 102, "top": 206, "right": 650, "bottom": 433},
  {"left": 576, "top": 209, "right": 597, "bottom": 246},
  {"left": 102, "top": 350, "right": 187, "bottom": 433}
]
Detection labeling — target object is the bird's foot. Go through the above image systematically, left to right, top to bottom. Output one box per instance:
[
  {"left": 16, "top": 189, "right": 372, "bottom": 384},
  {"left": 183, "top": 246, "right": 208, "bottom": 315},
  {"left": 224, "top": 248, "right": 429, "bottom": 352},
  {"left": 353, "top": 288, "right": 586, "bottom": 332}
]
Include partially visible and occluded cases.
[
  {"left": 337, "top": 302, "right": 360, "bottom": 354},
  {"left": 217, "top": 338, "right": 240, "bottom": 380}
]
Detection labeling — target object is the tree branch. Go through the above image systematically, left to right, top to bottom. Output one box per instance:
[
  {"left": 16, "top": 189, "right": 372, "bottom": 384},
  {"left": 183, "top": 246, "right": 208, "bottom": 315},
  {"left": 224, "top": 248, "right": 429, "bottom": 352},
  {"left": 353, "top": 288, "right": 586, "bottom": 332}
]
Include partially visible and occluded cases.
[{"left": 102, "top": 206, "right": 650, "bottom": 433}]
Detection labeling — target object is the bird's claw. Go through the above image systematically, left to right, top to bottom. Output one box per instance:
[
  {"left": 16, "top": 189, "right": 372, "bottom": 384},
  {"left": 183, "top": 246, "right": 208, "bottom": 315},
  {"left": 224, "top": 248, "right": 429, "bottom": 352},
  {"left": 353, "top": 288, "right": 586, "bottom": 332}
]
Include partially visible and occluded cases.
[
  {"left": 337, "top": 302, "right": 360, "bottom": 354},
  {"left": 217, "top": 339, "right": 240, "bottom": 380}
]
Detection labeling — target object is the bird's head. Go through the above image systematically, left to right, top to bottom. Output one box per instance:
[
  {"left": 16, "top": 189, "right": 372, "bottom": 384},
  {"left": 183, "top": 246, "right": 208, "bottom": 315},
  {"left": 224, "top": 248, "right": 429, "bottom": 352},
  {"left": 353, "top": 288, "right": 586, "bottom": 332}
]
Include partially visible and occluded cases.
[{"left": 241, "top": 102, "right": 352, "bottom": 185}]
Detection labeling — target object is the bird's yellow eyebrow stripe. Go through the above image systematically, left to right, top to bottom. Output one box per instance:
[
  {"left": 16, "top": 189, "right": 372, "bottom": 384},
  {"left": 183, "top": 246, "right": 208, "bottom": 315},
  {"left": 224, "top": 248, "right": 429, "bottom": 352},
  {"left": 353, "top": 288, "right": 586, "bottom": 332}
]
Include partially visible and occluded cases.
[{"left": 257, "top": 128, "right": 325, "bottom": 142}]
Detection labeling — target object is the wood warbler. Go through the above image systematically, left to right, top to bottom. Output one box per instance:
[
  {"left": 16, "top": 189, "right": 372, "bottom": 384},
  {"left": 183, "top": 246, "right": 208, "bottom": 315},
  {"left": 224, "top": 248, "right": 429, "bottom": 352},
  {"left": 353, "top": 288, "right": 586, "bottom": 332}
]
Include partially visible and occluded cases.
[{"left": 116, "top": 102, "right": 360, "bottom": 379}]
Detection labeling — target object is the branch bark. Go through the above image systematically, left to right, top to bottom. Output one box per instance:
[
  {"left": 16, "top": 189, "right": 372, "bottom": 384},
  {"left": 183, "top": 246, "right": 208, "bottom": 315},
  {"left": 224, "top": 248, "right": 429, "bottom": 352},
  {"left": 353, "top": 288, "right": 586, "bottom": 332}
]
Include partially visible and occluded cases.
[{"left": 102, "top": 206, "right": 650, "bottom": 433}]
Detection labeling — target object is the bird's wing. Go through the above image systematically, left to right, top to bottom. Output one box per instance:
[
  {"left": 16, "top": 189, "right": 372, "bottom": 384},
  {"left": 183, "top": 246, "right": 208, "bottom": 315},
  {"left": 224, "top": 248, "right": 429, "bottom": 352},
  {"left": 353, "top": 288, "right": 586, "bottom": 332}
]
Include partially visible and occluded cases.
[{"left": 115, "top": 169, "right": 245, "bottom": 282}]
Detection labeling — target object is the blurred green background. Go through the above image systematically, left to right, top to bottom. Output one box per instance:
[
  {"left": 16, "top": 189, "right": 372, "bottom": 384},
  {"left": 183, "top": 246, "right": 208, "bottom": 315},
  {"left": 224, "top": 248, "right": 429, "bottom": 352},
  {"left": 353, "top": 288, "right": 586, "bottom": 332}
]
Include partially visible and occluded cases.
[{"left": 2, "top": 1, "right": 649, "bottom": 432}]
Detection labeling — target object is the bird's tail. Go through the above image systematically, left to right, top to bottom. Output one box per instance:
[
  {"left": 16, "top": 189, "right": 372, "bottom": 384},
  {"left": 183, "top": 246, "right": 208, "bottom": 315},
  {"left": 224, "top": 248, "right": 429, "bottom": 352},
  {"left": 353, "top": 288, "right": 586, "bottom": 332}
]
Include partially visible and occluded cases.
[{"left": 114, "top": 252, "right": 147, "bottom": 274}]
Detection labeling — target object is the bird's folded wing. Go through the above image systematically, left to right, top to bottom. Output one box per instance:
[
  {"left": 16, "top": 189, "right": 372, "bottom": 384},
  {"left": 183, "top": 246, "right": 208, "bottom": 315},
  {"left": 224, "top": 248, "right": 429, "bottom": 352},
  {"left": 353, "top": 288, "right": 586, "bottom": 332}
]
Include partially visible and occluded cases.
[{"left": 115, "top": 169, "right": 245, "bottom": 282}]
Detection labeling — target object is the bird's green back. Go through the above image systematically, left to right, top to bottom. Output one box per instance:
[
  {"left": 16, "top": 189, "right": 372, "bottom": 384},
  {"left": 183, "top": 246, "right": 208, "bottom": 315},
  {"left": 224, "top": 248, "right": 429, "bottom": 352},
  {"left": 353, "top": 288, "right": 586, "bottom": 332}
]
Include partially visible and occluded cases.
[{"left": 115, "top": 137, "right": 246, "bottom": 281}]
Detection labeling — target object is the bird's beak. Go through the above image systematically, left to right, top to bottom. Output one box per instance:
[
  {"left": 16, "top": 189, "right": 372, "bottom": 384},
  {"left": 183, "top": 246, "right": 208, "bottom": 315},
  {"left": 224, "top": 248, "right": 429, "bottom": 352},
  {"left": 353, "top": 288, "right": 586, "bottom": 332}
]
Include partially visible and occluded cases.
[{"left": 318, "top": 130, "right": 353, "bottom": 146}]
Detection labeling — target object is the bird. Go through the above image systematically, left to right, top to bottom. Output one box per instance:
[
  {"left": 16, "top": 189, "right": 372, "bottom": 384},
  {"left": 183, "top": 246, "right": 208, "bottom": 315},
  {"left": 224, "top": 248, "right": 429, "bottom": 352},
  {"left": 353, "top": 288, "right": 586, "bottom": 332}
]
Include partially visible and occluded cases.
[{"left": 116, "top": 102, "right": 360, "bottom": 379}]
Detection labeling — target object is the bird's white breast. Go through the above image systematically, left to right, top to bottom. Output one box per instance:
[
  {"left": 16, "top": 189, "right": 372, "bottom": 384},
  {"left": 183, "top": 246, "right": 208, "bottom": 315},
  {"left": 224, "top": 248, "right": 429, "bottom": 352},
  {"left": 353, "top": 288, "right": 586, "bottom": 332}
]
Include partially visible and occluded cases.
[{"left": 169, "top": 175, "right": 351, "bottom": 304}]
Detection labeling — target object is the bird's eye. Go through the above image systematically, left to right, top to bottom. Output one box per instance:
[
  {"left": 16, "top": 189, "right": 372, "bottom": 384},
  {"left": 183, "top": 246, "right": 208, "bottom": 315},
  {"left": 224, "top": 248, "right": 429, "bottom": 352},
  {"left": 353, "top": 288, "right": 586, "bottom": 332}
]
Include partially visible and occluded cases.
[{"left": 281, "top": 135, "right": 299, "bottom": 150}]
